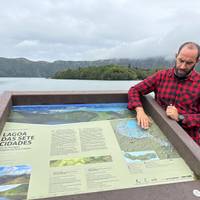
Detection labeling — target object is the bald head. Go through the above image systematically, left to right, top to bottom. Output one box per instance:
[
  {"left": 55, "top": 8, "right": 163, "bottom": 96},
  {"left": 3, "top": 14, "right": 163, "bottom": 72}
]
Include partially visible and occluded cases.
[
  {"left": 175, "top": 42, "right": 200, "bottom": 78},
  {"left": 177, "top": 42, "right": 200, "bottom": 61}
]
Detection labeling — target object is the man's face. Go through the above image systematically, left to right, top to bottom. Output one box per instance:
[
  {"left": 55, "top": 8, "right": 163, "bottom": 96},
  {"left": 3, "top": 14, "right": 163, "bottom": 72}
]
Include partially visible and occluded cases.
[{"left": 175, "top": 47, "right": 198, "bottom": 78}]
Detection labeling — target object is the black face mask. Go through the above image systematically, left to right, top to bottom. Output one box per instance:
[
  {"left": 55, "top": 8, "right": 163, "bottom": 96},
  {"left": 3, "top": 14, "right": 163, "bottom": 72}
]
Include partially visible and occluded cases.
[{"left": 174, "top": 64, "right": 195, "bottom": 80}]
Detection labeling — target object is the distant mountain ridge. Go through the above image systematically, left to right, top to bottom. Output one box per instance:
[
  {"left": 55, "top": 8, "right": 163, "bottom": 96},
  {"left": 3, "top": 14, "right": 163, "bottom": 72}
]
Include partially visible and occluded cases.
[{"left": 0, "top": 57, "right": 199, "bottom": 77}]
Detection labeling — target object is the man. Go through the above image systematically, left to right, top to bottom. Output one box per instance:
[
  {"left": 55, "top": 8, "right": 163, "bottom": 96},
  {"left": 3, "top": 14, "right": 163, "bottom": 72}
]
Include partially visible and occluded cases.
[{"left": 128, "top": 42, "right": 200, "bottom": 146}]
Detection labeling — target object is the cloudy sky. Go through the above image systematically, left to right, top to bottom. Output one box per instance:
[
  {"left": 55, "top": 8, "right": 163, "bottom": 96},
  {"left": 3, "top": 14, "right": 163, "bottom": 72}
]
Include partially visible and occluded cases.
[{"left": 0, "top": 0, "right": 200, "bottom": 61}]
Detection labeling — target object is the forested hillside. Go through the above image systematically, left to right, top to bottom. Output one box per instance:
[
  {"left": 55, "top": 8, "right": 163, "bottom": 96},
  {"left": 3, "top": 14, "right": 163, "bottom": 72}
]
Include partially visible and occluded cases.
[
  {"left": 0, "top": 57, "right": 172, "bottom": 77},
  {"left": 1, "top": 57, "right": 199, "bottom": 78},
  {"left": 52, "top": 65, "right": 163, "bottom": 80}
]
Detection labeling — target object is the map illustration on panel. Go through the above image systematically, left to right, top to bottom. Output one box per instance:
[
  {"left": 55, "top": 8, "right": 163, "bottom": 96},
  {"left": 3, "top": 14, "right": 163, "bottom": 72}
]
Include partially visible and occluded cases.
[
  {"left": 8, "top": 103, "right": 134, "bottom": 125},
  {"left": 9, "top": 103, "right": 179, "bottom": 161},
  {"left": 110, "top": 118, "right": 179, "bottom": 163}
]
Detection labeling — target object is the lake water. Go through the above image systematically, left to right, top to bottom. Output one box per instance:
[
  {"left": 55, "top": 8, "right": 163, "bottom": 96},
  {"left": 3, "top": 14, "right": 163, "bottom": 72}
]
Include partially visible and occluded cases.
[{"left": 0, "top": 78, "right": 140, "bottom": 94}]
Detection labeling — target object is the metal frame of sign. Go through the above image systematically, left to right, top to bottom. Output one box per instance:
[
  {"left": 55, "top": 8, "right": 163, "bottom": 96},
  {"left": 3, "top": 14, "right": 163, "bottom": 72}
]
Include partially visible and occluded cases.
[{"left": 0, "top": 91, "right": 200, "bottom": 200}]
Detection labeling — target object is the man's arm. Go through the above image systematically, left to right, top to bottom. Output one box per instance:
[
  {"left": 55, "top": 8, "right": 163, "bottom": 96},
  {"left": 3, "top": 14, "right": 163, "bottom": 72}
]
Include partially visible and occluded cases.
[
  {"left": 128, "top": 71, "right": 161, "bottom": 129},
  {"left": 128, "top": 72, "right": 160, "bottom": 110},
  {"left": 166, "top": 105, "right": 200, "bottom": 128},
  {"left": 166, "top": 105, "right": 179, "bottom": 121},
  {"left": 135, "top": 107, "right": 151, "bottom": 129},
  {"left": 180, "top": 113, "right": 200, "bottom": 128}
]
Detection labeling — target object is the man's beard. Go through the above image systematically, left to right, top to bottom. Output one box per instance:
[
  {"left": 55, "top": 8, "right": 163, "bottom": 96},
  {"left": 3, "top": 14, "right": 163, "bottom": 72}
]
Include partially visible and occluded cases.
[{"left": 174, "top": 64, "right": 195, "bottom": 79}]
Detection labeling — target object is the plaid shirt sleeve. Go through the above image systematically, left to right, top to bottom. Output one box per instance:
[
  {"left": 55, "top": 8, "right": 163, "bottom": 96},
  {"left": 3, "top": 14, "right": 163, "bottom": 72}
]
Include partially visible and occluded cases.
[
  {"left": 128, "top": 68, "right": 200, "bottom": 146},
  {"left": 128, "top": 71, "right": 161, "bottom": 110},
  {"left": 181, "top": 76, "right": 200, "bottom": 128},
  {"left": 182, "top": 113, "right": 200, "bottom": 128}
]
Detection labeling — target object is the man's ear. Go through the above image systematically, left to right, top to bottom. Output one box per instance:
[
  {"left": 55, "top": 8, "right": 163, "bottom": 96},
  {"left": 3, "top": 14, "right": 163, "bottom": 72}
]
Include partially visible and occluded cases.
[{"left": 175, "top": 53, "right": 178, "bottom": 58}]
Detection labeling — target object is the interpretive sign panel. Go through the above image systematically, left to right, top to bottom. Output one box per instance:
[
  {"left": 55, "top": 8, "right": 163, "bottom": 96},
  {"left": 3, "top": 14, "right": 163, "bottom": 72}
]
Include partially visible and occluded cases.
[{"left": 0, "top": 103, "right": 195, "bottom": 199}]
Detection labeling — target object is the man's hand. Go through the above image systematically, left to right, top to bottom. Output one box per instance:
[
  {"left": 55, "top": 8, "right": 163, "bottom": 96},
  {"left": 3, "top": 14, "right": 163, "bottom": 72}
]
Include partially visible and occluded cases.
[
  {"left": 166, "top": 105, "right": 179, "bottom": 121},
  {"left": 136, "top": 107, "right": 151, "bottom": 129}
]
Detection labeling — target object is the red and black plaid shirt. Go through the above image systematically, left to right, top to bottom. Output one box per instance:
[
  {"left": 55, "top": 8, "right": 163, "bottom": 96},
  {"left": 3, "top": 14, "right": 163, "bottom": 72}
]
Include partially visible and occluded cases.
[{"left": 128, "top": 68, "right": 200, "bottom": 146}]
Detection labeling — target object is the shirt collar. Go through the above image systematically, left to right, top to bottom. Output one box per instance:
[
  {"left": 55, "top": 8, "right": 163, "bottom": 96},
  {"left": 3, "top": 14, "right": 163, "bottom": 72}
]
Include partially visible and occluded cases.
[{"left": 168, "top": 67, "right": 197, "bottom": 82}]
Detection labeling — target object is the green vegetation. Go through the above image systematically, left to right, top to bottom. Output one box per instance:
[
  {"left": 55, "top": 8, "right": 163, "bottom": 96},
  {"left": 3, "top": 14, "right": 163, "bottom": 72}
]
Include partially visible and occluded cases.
[
  {"left": 0, "top": 57, "right": 199, "bottom": 77},
  {"left": 0, "top": 57, "right": 171, "bottom": 77},
  {"left": 52, "top": 64, "right": 163, "bottom": 80},
  {"left": 8, "top": 109, "right": 133, "bottom": 125},
  {"left": 50, "top": 155, "right": 112, "bottom": 167},
  {"left": 0, "top": 174, "right": 31, "bottom": 185},
  {"left": 0, "top": 184, "right": 29, "bottom": 199}
]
